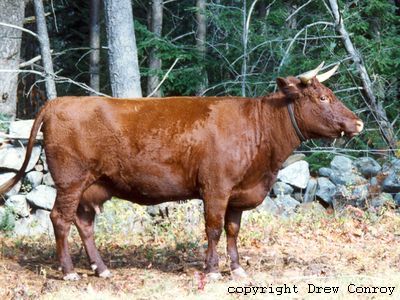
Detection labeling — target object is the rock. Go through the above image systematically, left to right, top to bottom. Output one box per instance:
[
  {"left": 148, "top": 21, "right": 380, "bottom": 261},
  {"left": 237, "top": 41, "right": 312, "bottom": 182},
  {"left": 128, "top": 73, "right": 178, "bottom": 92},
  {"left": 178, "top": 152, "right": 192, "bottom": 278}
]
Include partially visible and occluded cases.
[
  {"left": 8, "top": 120, "right": 43, "bottom": 139},
  {"left": 0, "top": 144, "right": 42, "bottom": 172},
  {"left": 41, "top": 152, "right": 49, "bottom": 172},
  {"left": 282, "top": 154, "right": 306, "bottom": 168},
  {"left": 330, "top": 155, "right": 353, "bottom": 173},
  {"left": 353, "top": 157, "right": 381, "bottom": 178},
  {"left": 277, "top": 160, "right": 310, "bottom": 189},
  {"left": 34, "top": 164, "right": 44, "bottom": 172},
  {"left": 318, "top": 167, "right": 333, "bottom": 178},
  {"left": 382, "top": 169, "right": 400, "bottom": 193},
  {"left": 26, "top": 171, "right": 43, "bottom": 188},
  {"left": 0, "top": 172, "right": 21, "bottom": 197},
  {"left": 43, "top": 172, "right": 55, "bottom": 186},
  {"left": 330, "top": 172, "right": 366, "bottom": 186},
  {"left": 316, "top": 177, "right": 336, "bottom": 204},
  {"left": 370, "top": 177, "right": 378, "bottom": 186},
  {"left": 303, "top": 178, "right": 317, "bottom": 203},
  {"left": 272, "top": 181, "right": 294, "bottom": 196},
  {"left": 26, "top": 185, "right": 57, "bottom": 210},
  {"left": 293, "top": 192, "right": 303, "bottom": 202},
  {"left": 370, "top": 193, "right": 394, "bottom": 209},
  {"left": 394, "top": 193, "right": 400, "bottom": 206},
  {"left": 5, "top": 195, "right": 30, "bottom": 217},
  {"left": 274, "top": 195, "right": 300, "bottom": 216},
  {"left": 260, "top": 196, "right": 279, "bottom": 214},
  {"left": 13, "top": 209, "right": 53, "bottom": 237}
]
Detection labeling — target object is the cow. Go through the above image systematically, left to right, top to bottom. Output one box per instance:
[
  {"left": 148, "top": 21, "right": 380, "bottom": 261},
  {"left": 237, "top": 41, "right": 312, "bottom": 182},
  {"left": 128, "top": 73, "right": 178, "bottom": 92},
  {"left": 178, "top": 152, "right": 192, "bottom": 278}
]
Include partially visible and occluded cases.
[{"left": 0, "top": 62, "right": 363, "bottom": 281}]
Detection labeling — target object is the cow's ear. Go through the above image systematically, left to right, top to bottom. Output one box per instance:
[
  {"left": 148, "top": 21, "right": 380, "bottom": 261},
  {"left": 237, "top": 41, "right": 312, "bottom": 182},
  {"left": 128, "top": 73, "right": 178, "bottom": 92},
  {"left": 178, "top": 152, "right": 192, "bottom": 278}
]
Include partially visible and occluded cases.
[{"left": 276, "top": 77, "right": 300, "bottom": 100}]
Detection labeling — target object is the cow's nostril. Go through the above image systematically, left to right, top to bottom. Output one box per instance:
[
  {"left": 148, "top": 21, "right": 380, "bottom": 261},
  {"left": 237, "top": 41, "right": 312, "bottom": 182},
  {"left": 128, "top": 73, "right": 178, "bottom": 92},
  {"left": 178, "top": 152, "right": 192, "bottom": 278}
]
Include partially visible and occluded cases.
[{"left": 355, "top": 120, "right": 364, "bottom": 132}]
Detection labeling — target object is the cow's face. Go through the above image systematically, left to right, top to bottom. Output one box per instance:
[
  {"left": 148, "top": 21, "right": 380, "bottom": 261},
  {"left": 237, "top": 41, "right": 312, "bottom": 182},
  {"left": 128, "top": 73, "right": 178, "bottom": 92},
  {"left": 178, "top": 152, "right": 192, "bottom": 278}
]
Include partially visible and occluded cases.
[{"left": 276, "top": 76, "right": 363, "bottom": 139}]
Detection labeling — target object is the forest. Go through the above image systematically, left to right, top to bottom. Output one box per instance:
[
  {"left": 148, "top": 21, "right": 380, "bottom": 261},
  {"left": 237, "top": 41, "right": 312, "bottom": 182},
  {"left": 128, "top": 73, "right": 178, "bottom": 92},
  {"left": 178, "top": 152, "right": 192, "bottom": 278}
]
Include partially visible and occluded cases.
[{"left": 0, "top": 0, "right": 399, "bottom": 155}]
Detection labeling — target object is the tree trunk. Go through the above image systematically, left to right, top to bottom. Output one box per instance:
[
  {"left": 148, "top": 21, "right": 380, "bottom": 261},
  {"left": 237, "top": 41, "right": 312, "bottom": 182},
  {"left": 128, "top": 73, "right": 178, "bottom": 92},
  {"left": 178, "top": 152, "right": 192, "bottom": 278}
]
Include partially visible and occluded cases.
[
  {"left": 0, "top": 0, "right": 25, "bottom": 118},
  {"left": 33, "top": 0, "right": 57, "bottom": 100},
  {"left": 89, "top": 0, "right": 101, "bottom": 94},
  {"left": 103, "top": 0, "right": 142, "bottom": 98},
  {"left": 147, "top": 0, "right": 163, "bottom": 97},
  {"left": 196, "top": 0, "right": 207, "bottom": 95},
  {"left": 328, "top": 0, "right": 397, "bottom": 151}
]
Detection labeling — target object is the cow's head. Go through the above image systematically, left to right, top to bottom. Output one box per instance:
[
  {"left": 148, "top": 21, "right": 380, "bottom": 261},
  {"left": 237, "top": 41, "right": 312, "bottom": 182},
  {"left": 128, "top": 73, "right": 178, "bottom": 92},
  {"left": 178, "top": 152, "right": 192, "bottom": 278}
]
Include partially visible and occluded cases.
[{"left": 276, "top": 62, "right": 363, "bottom": 140}]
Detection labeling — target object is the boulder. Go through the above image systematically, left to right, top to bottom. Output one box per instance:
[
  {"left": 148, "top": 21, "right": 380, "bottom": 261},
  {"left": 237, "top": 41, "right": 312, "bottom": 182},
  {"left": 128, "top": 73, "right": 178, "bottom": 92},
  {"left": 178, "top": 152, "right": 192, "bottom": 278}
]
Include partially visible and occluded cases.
[
  {"left": 8, "top": 120, "right": 43, "bottom": 139},
  {"left": 0, "top": 144, "right": 41, "bottom": 172},
  {"left": 282, "top": 154, "right": 306, "bottom": 168},
  {"left": 330, "top": 155, "right": 353, "bottom": 173},
  {"left": 353, "top": 157, "right": 381, "bottom": 178},
  {"left": 277, "top": 160, "right": 310, "bottom": 189},
  {"left": 318, "top": 167, "right": 333, "bottom": 178},
  {"left": 382, "top": 169, "right": 400, "bottom": 193},
  {"left": 26, "top": 171, "right": 43, "bottom": 188},
  {"left": 0, "top": 172, "right": 21, "bottom": 197},
  {"left": 43, "top": 172, "right": 55, "bottom": 186},
  {"left": 316, "top": 177, "right": 336, "bottom": 204},
  {"left": 303, "top": 178, "right": 317, "bottom": 203},
  {"left": 272, "top": 181, "right": 294, "bottom": 196},
  {"left": 26, "top": 185, "right": 57, "bottom": 210},
  {"left": 370, "top": 193, "right": 394, "bottom": 209},
  {"left": 394, "top": 193, "right": 400, "bottom": 206},
  {"left": 5, "top": 195, "right": 30, "bottom": 218},
  {"left": 274, "top": 195, "right": 300, "bottom": 216},
  {"left": 259, "top": 196, "right": 279, "bottom": 215},
  {"left": 13, "top": 209, "right": 53, "bottom": 237}
]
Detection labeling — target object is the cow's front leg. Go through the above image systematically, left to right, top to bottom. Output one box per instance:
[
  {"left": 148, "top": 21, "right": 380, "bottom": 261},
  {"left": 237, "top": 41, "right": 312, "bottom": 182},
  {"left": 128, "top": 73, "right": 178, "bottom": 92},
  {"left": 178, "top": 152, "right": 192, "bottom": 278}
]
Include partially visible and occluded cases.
[
  {"left": 203, "top": 194, "right": 229, "bottom": 280},
  {"left": 74, "top": 205, "right": 111, "bottom": 278},
  {"left": 224, "top": 207, "right": 248, "bottom": 279}
]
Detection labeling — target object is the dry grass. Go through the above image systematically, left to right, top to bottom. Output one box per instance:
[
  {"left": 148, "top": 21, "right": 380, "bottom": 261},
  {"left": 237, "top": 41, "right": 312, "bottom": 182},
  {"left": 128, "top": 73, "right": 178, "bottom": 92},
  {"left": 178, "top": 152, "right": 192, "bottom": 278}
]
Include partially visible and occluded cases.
[{"left": 1, "top": 200, "right": 400, "bottom": 299}]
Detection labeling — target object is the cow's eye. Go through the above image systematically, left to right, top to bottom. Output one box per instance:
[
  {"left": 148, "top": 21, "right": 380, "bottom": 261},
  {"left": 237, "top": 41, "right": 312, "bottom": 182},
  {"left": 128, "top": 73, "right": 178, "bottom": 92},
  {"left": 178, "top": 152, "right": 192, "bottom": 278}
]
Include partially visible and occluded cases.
[{"left": 320, "top": 95, "right": 329, "bottom": 102}]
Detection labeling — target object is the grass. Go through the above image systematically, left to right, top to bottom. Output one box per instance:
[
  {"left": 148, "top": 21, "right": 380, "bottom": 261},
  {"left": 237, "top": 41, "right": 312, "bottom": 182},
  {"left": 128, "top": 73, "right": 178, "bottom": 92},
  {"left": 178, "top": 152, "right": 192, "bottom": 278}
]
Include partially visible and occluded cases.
[{"left": 1, "top": 199, "right": 400, "bottom": 299}]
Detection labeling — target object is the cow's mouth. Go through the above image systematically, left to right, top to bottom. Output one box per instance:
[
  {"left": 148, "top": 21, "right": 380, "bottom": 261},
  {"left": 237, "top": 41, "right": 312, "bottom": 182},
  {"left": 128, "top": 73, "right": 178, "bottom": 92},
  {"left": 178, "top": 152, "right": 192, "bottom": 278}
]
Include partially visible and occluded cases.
[{"left": 340, "top": 120, "right": 364, "bottom": 138}]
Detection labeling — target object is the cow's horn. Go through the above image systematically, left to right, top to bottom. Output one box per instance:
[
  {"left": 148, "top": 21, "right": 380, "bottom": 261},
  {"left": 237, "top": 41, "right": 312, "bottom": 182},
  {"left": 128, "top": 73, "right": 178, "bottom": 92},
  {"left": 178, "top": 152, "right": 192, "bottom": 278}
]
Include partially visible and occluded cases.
[
  {"left": 298, "top": 61, "right": 324, "bottom": 84},
  {"left": 316, "top": 64, "right": 340, "bottom": 83}
]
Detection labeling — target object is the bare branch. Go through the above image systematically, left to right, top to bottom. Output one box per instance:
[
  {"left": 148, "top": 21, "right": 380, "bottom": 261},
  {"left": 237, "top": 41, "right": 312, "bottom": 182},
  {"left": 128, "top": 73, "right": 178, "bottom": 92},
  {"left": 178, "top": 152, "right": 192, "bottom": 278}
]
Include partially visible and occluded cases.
[
  {"left": 286, "top": 0, "right": 313, "bottom": 22},
  {"left": 0, "top": 21, "right": 38, "bottom": 38},
  {"left": 147, "top": 58, "right": 180, "bottom": 98}
]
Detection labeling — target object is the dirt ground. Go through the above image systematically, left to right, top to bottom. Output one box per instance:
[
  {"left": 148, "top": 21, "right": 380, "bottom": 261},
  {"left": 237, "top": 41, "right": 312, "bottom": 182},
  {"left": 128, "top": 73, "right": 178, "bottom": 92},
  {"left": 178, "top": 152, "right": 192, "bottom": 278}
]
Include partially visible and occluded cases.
[{"left": 1, "top": 204, "right": 400, "bottom": 299}]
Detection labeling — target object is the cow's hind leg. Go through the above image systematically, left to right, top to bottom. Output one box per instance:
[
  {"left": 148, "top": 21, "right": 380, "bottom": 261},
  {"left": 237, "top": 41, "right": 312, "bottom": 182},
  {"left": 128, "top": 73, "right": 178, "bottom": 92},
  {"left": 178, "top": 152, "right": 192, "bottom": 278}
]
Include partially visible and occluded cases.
[
  {"left": 50, "top": 189, "right": 83, "bottom": 281},
  {"left": 203, "top": 193, "right": 229, "bottom": 280},
  {"left": 74, "top": 204, "right": 111, "bottom": 278},
  {"left": 224, "top": 207, "right": 248, "bottom": 280}
]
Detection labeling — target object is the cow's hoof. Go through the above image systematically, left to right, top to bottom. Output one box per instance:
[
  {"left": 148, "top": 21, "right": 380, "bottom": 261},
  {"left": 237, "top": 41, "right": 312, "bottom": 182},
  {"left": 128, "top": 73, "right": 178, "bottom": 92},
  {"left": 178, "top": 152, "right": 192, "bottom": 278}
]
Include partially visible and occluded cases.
[
  {"left": 231, "top": 267, "right": 248, "bottom": 280},
  {"left": 98, "top": 269, "right": 112, "bottom": 279},
  {"left": 63, "top": 272, "right": 81, "bottom": 281},
  {"left": 206, "top": 272, "right": 223, "bottom": 281}
]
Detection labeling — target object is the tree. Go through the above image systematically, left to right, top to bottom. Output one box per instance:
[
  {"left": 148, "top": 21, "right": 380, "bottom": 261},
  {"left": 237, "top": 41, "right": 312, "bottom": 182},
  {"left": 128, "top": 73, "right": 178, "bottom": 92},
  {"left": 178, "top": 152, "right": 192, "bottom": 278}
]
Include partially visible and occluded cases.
[
  {"left": 0, "top": 0, "right": 25, "bottom": 118},
  {"left": 33, "top": 0, "right": 57, "bottom": 100},
  {"left": 89, "top": 0, "right": 101, "bottom": 94},
  {"left": 103, "top": 0, "right": 142, "bottom": 98},
  {"left": 147, "top": 0, "right": 163, "bottom": 97},
  {"left": 196, "top": 0, "right": 207, "bottom": 95},
  {"left": 327, "top": 0, "right": 398, "bottom": 151}
]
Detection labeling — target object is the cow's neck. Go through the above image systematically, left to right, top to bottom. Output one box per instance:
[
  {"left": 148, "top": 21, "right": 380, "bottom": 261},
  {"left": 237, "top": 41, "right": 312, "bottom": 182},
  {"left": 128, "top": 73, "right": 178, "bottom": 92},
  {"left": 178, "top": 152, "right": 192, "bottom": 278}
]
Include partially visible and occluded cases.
[{"left": 259, "top": 93, "right": 303, "bottom": 172}]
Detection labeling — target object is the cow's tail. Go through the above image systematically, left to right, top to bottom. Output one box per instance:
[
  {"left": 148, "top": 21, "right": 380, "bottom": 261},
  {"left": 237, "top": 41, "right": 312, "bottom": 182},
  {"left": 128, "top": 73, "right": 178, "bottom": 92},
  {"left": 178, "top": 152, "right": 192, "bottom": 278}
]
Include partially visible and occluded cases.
[{"left": 0, "top": 104, "right": 48, "bottom": 201}]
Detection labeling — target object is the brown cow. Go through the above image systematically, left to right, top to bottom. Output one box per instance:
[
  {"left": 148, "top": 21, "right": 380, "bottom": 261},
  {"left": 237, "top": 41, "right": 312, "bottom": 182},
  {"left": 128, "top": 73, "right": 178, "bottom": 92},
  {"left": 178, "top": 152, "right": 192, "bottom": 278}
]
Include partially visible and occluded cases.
[{"left": 0, "top": 63, "right": 363, "bottom": 281}]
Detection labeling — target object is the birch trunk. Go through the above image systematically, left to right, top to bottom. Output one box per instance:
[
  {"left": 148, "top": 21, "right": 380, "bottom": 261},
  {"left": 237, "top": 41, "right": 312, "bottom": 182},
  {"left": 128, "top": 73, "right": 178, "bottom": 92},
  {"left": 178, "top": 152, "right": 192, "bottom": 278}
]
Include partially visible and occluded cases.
[
  {"left": 0, "top": 0, "right": 25, "bottom": 118},
  {"left": 33, "top": 0, "right": 57, "bottom": 100},
  {"left": 89, "top": 0, "right": 101, "bottom": 94},
  {"left": 103, "top": 0, "right": 142, "bottom": 98},
  {"left": 147, "top": 0, "right": 163, "bottom": 97},
  {"left": 196, "top": 0, "right": 207, "bottom": 95},
  {"left": 328, "top": 0, "right": 397, "bottom": 151}
]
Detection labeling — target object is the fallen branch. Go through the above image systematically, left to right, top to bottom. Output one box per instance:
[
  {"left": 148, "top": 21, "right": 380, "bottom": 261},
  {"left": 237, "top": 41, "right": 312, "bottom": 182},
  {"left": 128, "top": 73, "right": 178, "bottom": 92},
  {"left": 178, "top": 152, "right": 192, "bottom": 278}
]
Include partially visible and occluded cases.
[{"left": 0, "top": 21, "right": 38, "bottom": 38}]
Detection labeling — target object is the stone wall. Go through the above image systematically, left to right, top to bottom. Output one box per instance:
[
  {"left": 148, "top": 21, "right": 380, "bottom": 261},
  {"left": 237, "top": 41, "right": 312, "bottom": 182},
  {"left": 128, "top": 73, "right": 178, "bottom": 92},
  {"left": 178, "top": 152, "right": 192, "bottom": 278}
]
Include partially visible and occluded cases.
[{"left": 1, "top": 120, "right": 399, "bottom": 237}]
